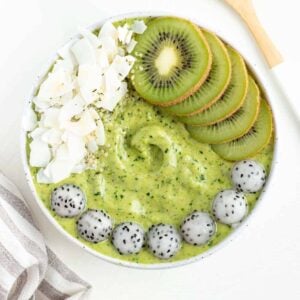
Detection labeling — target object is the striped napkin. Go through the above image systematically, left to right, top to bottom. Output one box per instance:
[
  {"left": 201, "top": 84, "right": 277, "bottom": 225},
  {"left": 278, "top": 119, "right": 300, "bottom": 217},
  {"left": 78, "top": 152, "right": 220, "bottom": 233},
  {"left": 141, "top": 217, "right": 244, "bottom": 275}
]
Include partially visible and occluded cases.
[{"left": 0, "top": 172, "right": 91, "bottom": 300}]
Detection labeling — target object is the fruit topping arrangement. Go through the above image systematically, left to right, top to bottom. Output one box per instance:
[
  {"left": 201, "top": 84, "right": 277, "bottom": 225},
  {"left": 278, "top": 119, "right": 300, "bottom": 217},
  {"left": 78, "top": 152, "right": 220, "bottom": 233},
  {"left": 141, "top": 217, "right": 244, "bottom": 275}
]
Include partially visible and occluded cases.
[
  {"left": 26, "top": 16, "right": 274, "bottom": 261},
  {"left": 129, "top": 17, "right": 273, "bottom": 161},
  {"left": 24, "top": 20, "right": 146, "bottom": 183},
  {"left": 50, "top": 158, "right": 266, "bottom": 260}
]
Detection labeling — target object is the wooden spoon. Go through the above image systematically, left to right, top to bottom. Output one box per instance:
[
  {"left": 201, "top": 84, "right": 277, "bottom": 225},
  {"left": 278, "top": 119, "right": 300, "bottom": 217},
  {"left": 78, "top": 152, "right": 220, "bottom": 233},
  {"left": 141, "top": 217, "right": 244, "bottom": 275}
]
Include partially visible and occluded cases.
[
  {"left": 224, "top": 0, "right": 283, "bottom": 68},
  {"left": 224, "top": 1, "right": 300, "bottom": 122}
]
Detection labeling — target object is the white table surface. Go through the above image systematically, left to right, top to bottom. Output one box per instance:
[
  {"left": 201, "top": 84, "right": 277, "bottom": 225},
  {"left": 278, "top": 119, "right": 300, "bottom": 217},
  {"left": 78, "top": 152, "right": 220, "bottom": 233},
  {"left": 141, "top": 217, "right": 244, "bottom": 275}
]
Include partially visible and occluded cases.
[{"left": 0, "top": 0, "right": 299, "bottom": 299}]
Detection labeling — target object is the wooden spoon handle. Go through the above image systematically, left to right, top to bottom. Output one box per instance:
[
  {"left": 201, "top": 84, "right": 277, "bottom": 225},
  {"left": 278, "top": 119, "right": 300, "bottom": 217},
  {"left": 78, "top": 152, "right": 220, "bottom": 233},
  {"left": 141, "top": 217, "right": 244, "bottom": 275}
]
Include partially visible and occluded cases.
[{"left": 225, "top": 0, "right": 283, "bottom": 68}]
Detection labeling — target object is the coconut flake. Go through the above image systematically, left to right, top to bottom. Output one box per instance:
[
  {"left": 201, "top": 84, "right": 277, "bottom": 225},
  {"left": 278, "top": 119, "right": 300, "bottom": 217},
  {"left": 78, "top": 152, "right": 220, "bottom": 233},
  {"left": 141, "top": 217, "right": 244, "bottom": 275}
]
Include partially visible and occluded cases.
[
  {"left": 132, "top": 20, "right": 147, "bottom": 34},
  {"left": 98, "top": 21, "right": 118, "bottom": 41},
  {"left": 117, "top": 24, "right": 129, "bottom": 44},
  {"left": 117, "top": 24, "right": 133, "bottom": 45},
  {"left": 78, "top": 26, "right": 101, "bottom": 48},
  {"left": 124, "top": 30, "right": 133, "bottom": 45},
  {"left": 100, "top": 36, "right": 118, "bottom": 62},
  {"left": 71, "top": 38, "right": 97, "bottom": 65},
  {"left": 127, "top": 39, "right": 137, "bottom": 53},
  {"left": 57, "top": 42, "right": 77, "bottom": 62},
  {"left": 96, "top": 49, "right": 109, "bottom": 69},
  {"left": 110, "top": 55, "right": 135, "bottom": 81},
  {"left": 52, "top": 56, "right": 75, "bottom": 73},
  {"left": 77, "top": 64, "right": 104, "bottom": 104},
  {"left": 104, "top": 66, "right": 122, "bottom": 92},
  {"left": 38, "top": 69, "right": 74, "bottom": 101},
  {"left": 101, "top": 81, "right": 127, "bottom": 111},
  {"left": 50, "top": 91, "right": 74, "bottom": 107},
  {"left": 59, "top": 95, "right": 85, "bottom": 125},
  {"left": 32, "top": 96, "right": 51, "bottom": 112},
  {"left": 23, "top": 107, "right": 37, "bottom": 131},
  {"left": 40, "top": 107, "right": 61, "bottom": 128},
  {"left": 88, "top": 107, "right": 100, "bottom": 120},
  {"left": 65, "top": 110, "right": 97, "bottom": 136},
  {"left": 30, "top": 127, "right": 47, "bottom": 139},
  {"left": 41, "top": 128, "right": 62, "bottom": 146},
  {"left": 65, "top": 133, "right": 86, "bottom": 162},
  {"left": 42, "top": 135, "right": 86, "bottom": 183},
  {"left": 29, "top": 139, "right": 51, "bottom": 167},
  {"left": 87, "top": 139, "right": 98, "bottom": 153},
  {"left": 54, "top": 143, "right": 69, "bottom": 160},
  {"left": 43, "top": 158, "right": 75, "bottom": 183},
  {"left": 72, "top": 162, "right": 87, "bottom": 173},
  {"left": 72, "top": 163, "right": 86, "bottom": 174},
  {"left": 36, "top": 169, "right": 52, "bottom": 184}
]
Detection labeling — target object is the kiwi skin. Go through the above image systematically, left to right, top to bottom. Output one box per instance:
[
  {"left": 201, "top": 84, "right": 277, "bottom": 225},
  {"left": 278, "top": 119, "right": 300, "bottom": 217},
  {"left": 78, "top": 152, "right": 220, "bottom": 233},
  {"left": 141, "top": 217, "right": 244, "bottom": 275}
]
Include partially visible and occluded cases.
[
  {"left": 158, "top": 25, "right": 213, "bottom": 107},
  {"left": 164, "top": 30, "right": 232, "bottom": 116},
  {"left": 186, "top": 30, "right": 231, "bottom": 114},
  {"left": 187, "top": 77, "right": 261, "bottom": 145},
  {"left": 219, "top": 79, "right": 260, "bottom": 144},
  {"left": 212, "top": 99, "right": 274, "bottom": 161}
]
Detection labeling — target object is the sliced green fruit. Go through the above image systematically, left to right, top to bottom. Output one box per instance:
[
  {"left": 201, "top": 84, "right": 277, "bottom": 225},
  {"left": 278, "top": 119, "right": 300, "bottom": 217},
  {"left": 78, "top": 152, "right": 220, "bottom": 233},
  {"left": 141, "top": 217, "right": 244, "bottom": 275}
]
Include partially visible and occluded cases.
[
  {"left": 130, "top": 17, "right": 212, "bottom": 106},
  {"left": 163, "top": 30, "right": 231, "bottom": 116},
  {"left": 179, "top": 47, "right": 248, "bottom": 126},
  {"left": 187, "top": 77, "right": 260, "bottom": 144},
  {"left": 212, "top": 99, "right": 273, "bottom": 161}
]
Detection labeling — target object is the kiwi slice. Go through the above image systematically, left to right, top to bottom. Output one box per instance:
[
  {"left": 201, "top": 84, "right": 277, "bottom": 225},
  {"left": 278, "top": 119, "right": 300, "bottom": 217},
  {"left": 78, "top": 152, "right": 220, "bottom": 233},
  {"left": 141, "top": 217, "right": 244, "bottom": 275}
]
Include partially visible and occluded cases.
[
  {"left": 130, "top": 17, "right": 212, "bottom": 106},
  {"left": 163, "top": 30, "right": 231, "bottom": 116},
  {"left": 179, "top": 47, "right": 248, "bottom": 126},
  {"left": 187, "top": 77, "right": 260, "bottom": 144},
  {"left": 212, "top": 99, "right": 273, "bottom": 161}
]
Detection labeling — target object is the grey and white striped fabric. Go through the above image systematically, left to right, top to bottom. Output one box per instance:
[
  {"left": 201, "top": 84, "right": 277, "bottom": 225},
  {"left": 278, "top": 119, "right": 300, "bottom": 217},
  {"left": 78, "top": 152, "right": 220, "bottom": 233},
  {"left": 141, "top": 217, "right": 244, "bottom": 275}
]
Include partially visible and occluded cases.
[{"left": 0, "top": 172, "right": 91, "bottom": 300}]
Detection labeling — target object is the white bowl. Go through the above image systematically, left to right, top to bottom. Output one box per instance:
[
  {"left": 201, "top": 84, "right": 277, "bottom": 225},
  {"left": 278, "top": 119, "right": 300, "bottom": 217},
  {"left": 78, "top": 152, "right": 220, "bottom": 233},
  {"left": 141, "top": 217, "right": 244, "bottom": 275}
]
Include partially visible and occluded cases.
[{"left": 20, "top": 11, "right": 278, "bottom": 269}]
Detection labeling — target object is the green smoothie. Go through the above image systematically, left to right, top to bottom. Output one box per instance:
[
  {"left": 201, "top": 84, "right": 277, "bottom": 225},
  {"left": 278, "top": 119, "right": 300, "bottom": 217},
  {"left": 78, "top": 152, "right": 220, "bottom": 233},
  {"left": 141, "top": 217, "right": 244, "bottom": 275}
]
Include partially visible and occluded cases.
[
  {"left": 28, "top": 17, "right": 274, "bottom": 265},
  {"left": 29, "top": 90, "right": 274, "bottom": 264}
]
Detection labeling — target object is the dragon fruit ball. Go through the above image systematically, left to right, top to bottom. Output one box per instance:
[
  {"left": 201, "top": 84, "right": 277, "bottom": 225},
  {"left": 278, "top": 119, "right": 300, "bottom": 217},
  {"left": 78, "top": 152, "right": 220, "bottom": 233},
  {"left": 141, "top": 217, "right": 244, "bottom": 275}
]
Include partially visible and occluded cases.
[
  {"left": 231, "top": 160, "right": 266, "bottom": 193},
  {"left": 51, "top": 184, "right": 86, "bottom": 217},
  {"left": 212, "top": 189, "right": 247, "bottom": 225},
  {"left": 77, "top": 209, "right": 113, "bottom": 243},
  {"left": 181, "top": 211, "right": 216, "bottom": 245},
  {"left": 112, "top": 222, "right": 145, "bottom": 255},
  {"left": 147, "top": 224, "right": 181, "bottom": 259}
]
